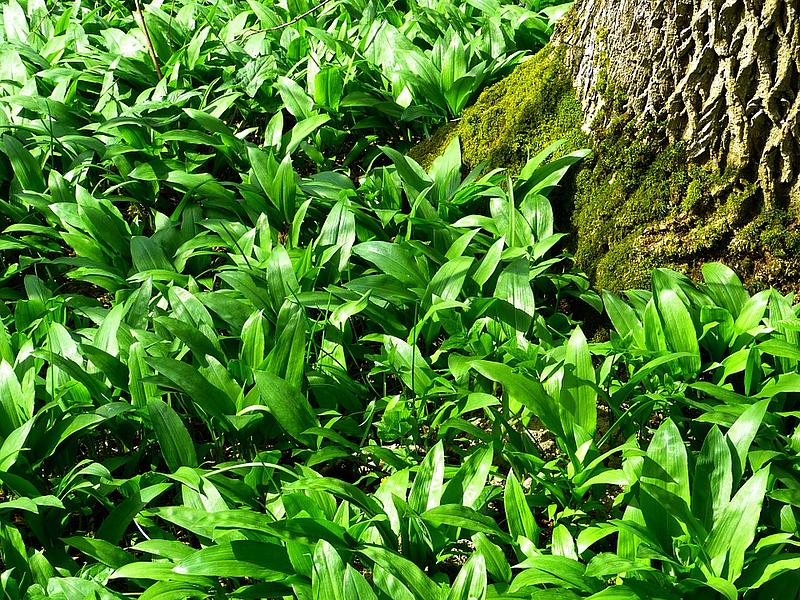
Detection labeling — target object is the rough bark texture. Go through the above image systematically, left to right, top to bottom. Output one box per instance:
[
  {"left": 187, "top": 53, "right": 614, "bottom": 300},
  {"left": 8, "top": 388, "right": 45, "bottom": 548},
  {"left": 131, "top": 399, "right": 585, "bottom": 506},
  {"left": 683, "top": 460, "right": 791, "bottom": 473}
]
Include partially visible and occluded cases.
[
  {"left": 410, "top": 0, "right": 800, "bottom": 291},
  {"left": 555, "top": 0, "right": 800, "bottom": 206}
]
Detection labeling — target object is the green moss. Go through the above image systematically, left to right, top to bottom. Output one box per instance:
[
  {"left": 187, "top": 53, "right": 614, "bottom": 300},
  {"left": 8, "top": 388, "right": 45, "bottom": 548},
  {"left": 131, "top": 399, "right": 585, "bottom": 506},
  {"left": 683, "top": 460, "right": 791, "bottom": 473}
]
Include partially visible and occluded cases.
[
  {"left": 410, "top": 42, "right": 800, "bottom": 293},
  {"left": 409, "top": 45, "right": 587, "bottom": 173},
  {"left": 570, "top": 116, "right": 800, "bottom": 292},
  {"left": 573, "top": 116, "right": 756, "bottom": 290},
  {"left": 408, "top": 122, "right": 459, "bottom": 172}
]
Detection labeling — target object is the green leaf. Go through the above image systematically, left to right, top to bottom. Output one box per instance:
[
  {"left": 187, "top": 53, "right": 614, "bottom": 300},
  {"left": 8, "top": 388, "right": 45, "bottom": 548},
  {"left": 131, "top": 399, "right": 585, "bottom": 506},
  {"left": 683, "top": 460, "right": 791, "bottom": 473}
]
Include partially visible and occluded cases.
[
  {"left": 3, "top": 0, "right": 28, "bottom": 43},
  {"left": 313, "top": 67, "right": 344, "bottom": 110},
  {"left": 276, "top": 76, "right": 315, "bottom": 119},
  {"left": 286, "top": 114, "right": 331, "bottom": 155},
  {"left": 2, "top": 135, "right": 45, "bottom": 192},
  {"left": 266, "top": 153, "right": 297, "bottom": 223},
  {"left": 131, "top": 237, "right": 174, "bottom": 272},
  {"left": 473, "top": 237, "right": 505, "bottom": 288},
  {"left": 353, "top": 241, "right": 427, "bottom": 288},
  {"left": 265, "top": 245, "right": 301, "bottom": 312},
  {"left": 426, "top": 256, "right": 473, "bottom": 305},
  {"left": 494, "top": 257, "right": 535, "bottom": 332},
  {"left": 702, "top": 263, "right": 749, "bottom": 318},
  {"left": 656, "top": 288, "right": 700, "bottom": 373},
  {"left": 733, "top": 290, "right": 770, "bottom": 335},
  {"left": 603, "top": 291, "right": 644, "bottom": 347},
  {"left": 643, "top": 299, "right": 668, "bottom": 354},
  {"left": 264, "top": 300, "right": 307, "bottom": 389},
  {"left": 241, "top": 310, "right": 267, "bottom": 370},
  {"left": 155, "top": 316, "right": 222, "bottom": 364},
  {"left": 564, "top": 326, "right": 597, "bottom": 437},
  {"left": 146, "top": 357, "right": 235, "bottom": 422},
  {"left": 0, "top": 360, "right": 25, "bottom": 435},
  {"left": 471, "top": 360, "right": 561, "bottom": 437},
  {"left": 253, "top": 371, "right": 319, "bottom": 444},
  {"left": 147, "top": 399, "right": 198, "bottom": 473},
  {"left": 725, "top": 399, "right": 768, "bottom": 485},
  {"left": 640, "top": 419, "right": 691, "bottom": 549},
  {"left": 0, "top": 420, "right": 33, "bottom": 471},
  {"left": 692, "top": 426, "right": 732, "bottom": 531},
  {"left": 409, "top": 440, "right": 444, "bottom": 513},
  {"left": 442, "top": 446, "right": 493, "bottom": 508},
  {"left": 705, "top": 466, "right": 770, "bottom": 580},
  {"left": 504, "top": 469, "right": 538, "bottom": 544},
  {"left": 97, "top": 483, "right": 173, "bottom": 545},
  {"left": 421, "top": 505, "right": 507, "bottom": 539},
  {"left": 552, "top": 524, "right": 578, "bottom": 560},
  {"left": 472, "top": 532, "right": 511, "bottom": 584},
  {"left": 62, "top": 536, "right": 133, "bottom": 569},
  {"left": 312, "top": 540, "right": 345, "bottom": 600},
  {"left": 174, "top": 541, "right": 293, "bottom": 580},
  {"left": 359, "top": 545, "right": 440, "bottom": 600},
  {"left": 584, "top": 553, "right": 653, "bottom": 579},
  {"left": 447, "top": 554, "right": 487, "bottom": 600},
  {"left": 745, "top": 554, "right": 800, "bottom": 589},
  {"left": 510, "top": 555, "right": 594, "bottom": 593},
  {"left": 343, "top": 564, "right": 379, "bottom": 600}
]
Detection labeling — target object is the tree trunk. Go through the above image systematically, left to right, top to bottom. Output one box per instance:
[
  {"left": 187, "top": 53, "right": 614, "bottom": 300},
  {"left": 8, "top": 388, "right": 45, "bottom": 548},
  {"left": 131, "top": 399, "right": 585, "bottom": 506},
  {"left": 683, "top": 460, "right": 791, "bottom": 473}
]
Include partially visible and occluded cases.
[
  {"left": 409, "top": 0, "right": 800, "bottom": 290},
  {"left": 554, "top": 0, "right": 800, "bottom": 206}
]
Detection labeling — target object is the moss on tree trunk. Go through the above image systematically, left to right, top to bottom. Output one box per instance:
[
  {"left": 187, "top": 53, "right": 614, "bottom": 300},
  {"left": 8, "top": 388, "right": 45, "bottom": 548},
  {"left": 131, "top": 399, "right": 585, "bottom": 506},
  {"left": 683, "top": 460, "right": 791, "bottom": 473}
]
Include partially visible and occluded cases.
[
  {"left": 411, "top": 1, "right": 800, "bottom": 292},
  {"left": 409, "top": 46, "right": 588, "bottom": 171}
]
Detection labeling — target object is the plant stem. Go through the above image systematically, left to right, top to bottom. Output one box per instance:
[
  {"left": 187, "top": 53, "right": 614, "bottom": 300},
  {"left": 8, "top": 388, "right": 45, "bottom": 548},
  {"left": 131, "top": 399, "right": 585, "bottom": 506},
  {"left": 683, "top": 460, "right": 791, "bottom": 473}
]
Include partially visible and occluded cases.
[{"left": 133, "top": 0, "right": 163, "bottom": 80}]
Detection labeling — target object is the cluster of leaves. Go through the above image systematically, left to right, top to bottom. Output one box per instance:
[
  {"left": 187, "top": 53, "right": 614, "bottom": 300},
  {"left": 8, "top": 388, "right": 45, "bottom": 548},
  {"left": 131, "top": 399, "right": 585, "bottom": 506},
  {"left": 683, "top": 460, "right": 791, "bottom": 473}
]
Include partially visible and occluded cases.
[{"left": 1, "top": 0, "right": 799, "bottom": 599}]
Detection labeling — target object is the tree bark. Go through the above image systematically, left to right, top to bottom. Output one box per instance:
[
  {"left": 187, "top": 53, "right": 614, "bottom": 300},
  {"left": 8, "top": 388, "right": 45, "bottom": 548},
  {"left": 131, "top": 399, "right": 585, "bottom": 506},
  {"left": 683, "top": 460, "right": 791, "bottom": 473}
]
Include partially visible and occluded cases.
[{"left": 554, "top": 0, "right": 800, "bottom": 206}]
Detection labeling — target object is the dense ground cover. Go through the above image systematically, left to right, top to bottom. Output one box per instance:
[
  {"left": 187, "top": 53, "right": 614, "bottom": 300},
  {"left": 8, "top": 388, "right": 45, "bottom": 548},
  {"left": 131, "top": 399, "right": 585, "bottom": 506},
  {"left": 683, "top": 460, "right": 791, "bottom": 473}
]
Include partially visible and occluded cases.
[{"left": 1, "top": 0, "right": 800, "bottom": 598}]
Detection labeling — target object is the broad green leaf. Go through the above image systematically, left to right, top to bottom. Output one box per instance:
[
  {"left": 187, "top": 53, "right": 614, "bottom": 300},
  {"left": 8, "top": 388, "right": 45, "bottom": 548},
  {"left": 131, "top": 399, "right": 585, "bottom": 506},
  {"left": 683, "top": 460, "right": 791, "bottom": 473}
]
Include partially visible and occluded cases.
[
  {"left": 276, "top": 76, "right": 315, "bottom": 119},
  {"left": 286, "top": 114, "right": 331, "bottom": 155},
  {"left": 3, "top": 135, "right": 45, "bottom": 192},
  {"left": 131, "top": 237, "right": 174, "bottom": 272},
  {"left": 473, "top": 237, "right": 505, "bottom": 288},
  {"left": 353, "top": 241, "right": 427, "bottom": 288},
  {"left": 426, "top": 256, "right": 473, "bottom": 306},
  {"left": 494, "top": 257, "right": 535, "bottom": 332},
  {"left": 702, "top": 263, "right": 749, "bottom": 318},
  {"left": 656, "top": 288, "right": 700, "bottom": 373},
  {"left": 733, "top": 290, "right": 770, "bottom": 335},
  {"left": 603, "top": 291, "right": 645, "bottom": 347},
  {"left": 564, "top": 326, "right": 597, "bottom": 437},
  {"left": 146, "top": 357, "right": 235, "bottom": 422},
  {"left": 0, "top": 360, "right": 25, "bottom": 435},
  {"left": 254, "top": 371, "right": 319, "bottom": 444},
  {"left": 147, "top": 399, "right": 198, "bottom": 473},
  {"left": 725, "top": 399, "right": 768, "bottom": 485},
  {"left": 640, "top": 419, "right": 691, "bottom": 549},
  {"left": 0, "top": 420, "right": 33, "bottom": 471},
  {"left": 692, "top": 426, "right": 732, "bottom": 530},
  {"left": 409, "top": 440, "right": 445, "bottom": 513},
  {"left": 442, "top": 446, "right": 493, "bottom": 508},
  {"left": 706, "top": 466, "right": 770, "bottom": 580},
  {"left": 504, "top": 469, "right": 538, "bottom": 544},
  {"left": 421, "top": 505, "right": 506, "bottom": 538},
  {"left": 473, "top": 532, "right": 511, "bottom": 584},
  {"left": 62, "top": 537, "right": 133, "bottom": 569},
  {"left": 312, "top": 540, "right": 345, "bottom": 600},
  {"left": 174, "top": 541, "right": 293, "bottom": 580},
  {"left": 359, "top": 545, "right": 440, "bottom": 600},
  {"left": 447, "top": 554, "right": 487, "bottom": 600},
  {"left": 510, "top": 555, "right": 594, "bottom": 593},
  {"left": 343, "top": 564, "right": 379, "bottom": 600}
]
